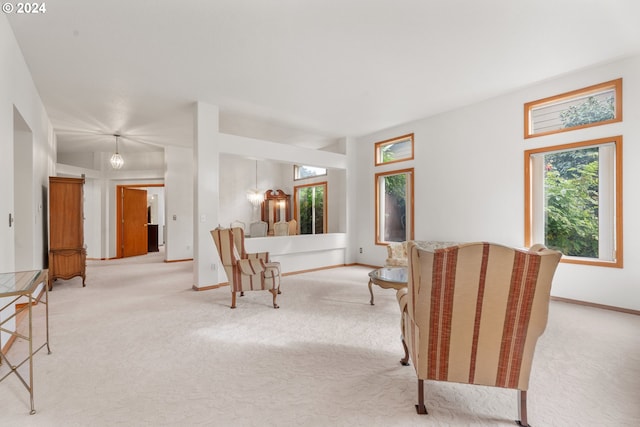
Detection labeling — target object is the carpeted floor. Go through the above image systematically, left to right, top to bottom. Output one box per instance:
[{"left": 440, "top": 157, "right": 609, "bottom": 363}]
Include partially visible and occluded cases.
[{"left": 1, "top": 249, "right": 639, "bottom": 426}]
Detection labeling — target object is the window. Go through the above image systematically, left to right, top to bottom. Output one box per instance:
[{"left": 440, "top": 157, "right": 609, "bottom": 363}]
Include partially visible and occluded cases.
[
  {"left": 524, "top": 79, "right": 622, "bottom": 138},
  {"left": 374, "top": 133, "right": 414, "bottom": 166},
  {"left": 524, "top": 136, "right": 622, "bottom": 267},
  {"left": 294, "top": 165, "right": 327, "bottom": 180},
  {"left": 375, "top": 168, "right": 414, "bottom": 245},
  {"left": 294, "top": 182, "right": 327, "bottom": 235}
]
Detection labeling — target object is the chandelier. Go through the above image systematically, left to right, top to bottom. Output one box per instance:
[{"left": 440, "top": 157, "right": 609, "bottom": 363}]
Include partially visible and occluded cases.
[
  {"left": 110, "top": 134, "right": 124, "bottom": 169},
  {"left": 246, "top": 160, "right": 264, "bottom": 206}
]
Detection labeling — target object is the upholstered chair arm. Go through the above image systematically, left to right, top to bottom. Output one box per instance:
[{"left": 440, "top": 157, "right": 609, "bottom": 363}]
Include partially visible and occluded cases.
[
  {"left": 405, "top": 241, "right": 432, "bottom": 326},
  {"left": 528, "top": 243, "right": 547, "bottom": 253},
  {"left": 247, "top": 251, "right": 270, "bottom": 262},
  {"left": 237, "top": 258, "right": 266, "bottom": 276},
  {"left": 396, "top": 287, "right": 409, "bottom": 321}
]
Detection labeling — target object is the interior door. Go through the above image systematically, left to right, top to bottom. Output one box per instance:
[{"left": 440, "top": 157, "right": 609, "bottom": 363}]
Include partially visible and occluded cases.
[{"left": 122, "top": 187, "right": 148, "bottom": 257}]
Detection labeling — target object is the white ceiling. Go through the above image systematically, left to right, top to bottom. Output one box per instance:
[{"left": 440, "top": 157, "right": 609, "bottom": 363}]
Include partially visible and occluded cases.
[{"left": 7, "top": 0, "right": 640, "bottom": 154}]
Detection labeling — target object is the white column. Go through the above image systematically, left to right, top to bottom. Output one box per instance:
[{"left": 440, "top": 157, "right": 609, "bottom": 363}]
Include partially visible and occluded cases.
[
  {"left": 193, "top": 102, "right": 220, "bottom": 288},
  {"left": 344, "top": 136, "right": 357, "bottom": 264},
  {"left": 164, "top": 146, "right": 193, "bottom": 261}
]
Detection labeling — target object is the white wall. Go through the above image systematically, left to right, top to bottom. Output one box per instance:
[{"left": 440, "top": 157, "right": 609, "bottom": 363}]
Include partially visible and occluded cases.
[
  {"left": 0, "top": 15, "right": 55, "bottom": 348},
  {"left": 0, "top": 17, "right": 54, "bottom": 272},
  {"left": 355, "top": 54, "right": 640, "bottom": 311},
  {"left": 218, "top": 155, "right": 288, "bottom": 227},
  {"left": 83, "top": 178, "right": 102, "bottom": 258},
  {"left": 244, "top": 233, "right": 347, "bottom": 273}
]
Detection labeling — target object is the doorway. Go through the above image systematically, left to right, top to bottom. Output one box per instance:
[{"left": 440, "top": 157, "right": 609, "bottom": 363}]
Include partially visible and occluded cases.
[
  {"left": 13, "top": 107, "right": 34, "bottom": 271},
  {"left": 116, "top": 184, "right": 165, "bottom": 258}
]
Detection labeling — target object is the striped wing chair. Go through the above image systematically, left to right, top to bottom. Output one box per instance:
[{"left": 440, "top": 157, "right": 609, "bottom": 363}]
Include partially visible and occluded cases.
[
  {"left": 211, "top": 227, "right": 281, "bottom": 309},
  {"left": 396, "top": 241, "right": 561, "bottom": 427}
]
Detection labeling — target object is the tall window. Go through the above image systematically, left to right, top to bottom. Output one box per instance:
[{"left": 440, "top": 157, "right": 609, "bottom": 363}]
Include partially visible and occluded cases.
[
  {"left": 525, "top": 136, "right": 622, "bottom": 267},
  {"left": 375, "top": 168, "right": 414, "bottom": 244},
  {"left": 294, "top": 182, "right": 327, "bottom": 235}
]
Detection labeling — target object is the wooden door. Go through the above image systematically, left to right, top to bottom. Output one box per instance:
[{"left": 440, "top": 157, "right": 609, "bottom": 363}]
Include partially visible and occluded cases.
[{"left": 122, "top": 187, "right": 148, "bottom": 257}]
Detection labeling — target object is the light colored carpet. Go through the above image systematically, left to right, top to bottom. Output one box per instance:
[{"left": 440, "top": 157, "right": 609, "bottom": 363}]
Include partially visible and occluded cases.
[{"left": 1, "top": 250, "right": 639, "bottom": 426}]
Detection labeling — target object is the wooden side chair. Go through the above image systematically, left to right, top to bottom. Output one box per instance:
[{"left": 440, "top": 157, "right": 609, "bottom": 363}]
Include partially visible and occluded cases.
[
  {"left": 287, "top": 219, "right": 298, "bottom": 235},
  {"left": 230, "top": 220, "right": 246, "bottom": 233},
  {"left": 249, "top": 221, "right": 268, "bottom": 237},
  {"left": 273, "top": 221, "right": 289, "bottom": 236}
]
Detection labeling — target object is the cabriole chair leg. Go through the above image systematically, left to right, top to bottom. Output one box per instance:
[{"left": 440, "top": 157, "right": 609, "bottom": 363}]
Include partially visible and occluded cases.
[
  {"left": 270, "top": 289, "right": 279, "bottom": 309},
  {"left": 230, "top": 292, "right": 237, "bottom": 309},
  {"left": 400, "top": 336, "right": 410, "bottom": 366}
]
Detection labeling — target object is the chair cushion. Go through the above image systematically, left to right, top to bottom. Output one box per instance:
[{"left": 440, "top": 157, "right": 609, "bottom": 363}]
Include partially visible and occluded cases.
[{"left": 264, "top": 262, "right": 281, "bottom": 278}]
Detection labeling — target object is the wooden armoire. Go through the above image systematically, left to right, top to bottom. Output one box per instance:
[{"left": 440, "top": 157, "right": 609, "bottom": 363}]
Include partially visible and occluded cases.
[{"left": 48, "top": 176, "right": 86, "bottom": 289}]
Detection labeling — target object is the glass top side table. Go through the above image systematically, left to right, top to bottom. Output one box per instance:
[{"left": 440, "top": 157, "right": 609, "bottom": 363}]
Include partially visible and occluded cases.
[
  {"left": 368, "top": 267, "right": 408, "bottom": 305},
  {"left": 0, "top": 269, "right": 51, "bottom": 414}
]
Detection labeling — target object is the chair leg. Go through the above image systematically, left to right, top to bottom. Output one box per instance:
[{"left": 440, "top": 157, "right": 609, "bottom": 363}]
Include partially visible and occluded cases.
[
  {"left": 270, "top": 289, "right": 279, "bottom": 309},
  {"left": 230, "top": 292, "right": 237, "bottom": 309},
  {"left": 400, "top": 336, "right": 410, "bottom": 366},
  {"left": 415, "top": 379, "right": 428, "bottom": 414},
  {"left": 515, "top": 390, "right": 530, "bottom": 427}
]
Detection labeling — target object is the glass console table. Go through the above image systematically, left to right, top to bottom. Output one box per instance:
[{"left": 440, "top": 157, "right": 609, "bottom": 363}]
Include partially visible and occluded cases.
[{"left": 0, "top": 269, "right": 50, "bottom": 414}]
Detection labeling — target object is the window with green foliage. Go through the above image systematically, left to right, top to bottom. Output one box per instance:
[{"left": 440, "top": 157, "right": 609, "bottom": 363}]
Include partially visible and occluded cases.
[
  {"left": 525, "top": 79, "right": 622, "bottom": 138},
  {"left": 374, "top": 133, "right": 414, "bottom": 166},
  {"left": 525, "top": 137, "right": 622, "bottom": 267},
  {"left": 375, "top": 168, "right": 414, "bottom": 245},
  {"left": 294, "top": 182, "right": 326, "bottom": 235}
]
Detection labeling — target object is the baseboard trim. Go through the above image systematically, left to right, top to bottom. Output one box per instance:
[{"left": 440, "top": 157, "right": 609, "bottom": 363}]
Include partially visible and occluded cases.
[
  {"left": 97, "top": 257, "right": 193, "bottom": 262},
  {"left": 351, "top": 262, "right": 383, "bottom": 269},
  {"left": 281, "top": 263, "right": 348, "bottom": 276},
  {"left": 193, "top": 264, "right": 354, "bottom": 291},
  {"left": 193, "top": 282, "right": 229, "bottom": 291},
  {"left": 551, "top": 296, "right": 640, "bottom": 316}
]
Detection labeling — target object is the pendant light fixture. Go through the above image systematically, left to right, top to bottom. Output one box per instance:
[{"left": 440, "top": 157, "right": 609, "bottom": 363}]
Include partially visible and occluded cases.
[
  {"left": 110, "top": 134, "right": 124, "bottom": 169},
  {"left": 246, "top": 160, "right": 264, "bottom": 206}
]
